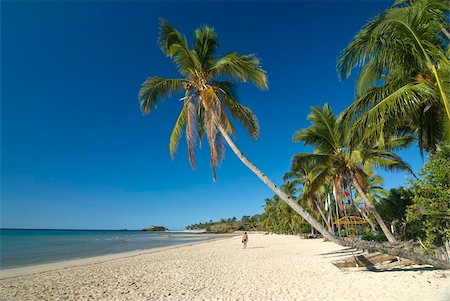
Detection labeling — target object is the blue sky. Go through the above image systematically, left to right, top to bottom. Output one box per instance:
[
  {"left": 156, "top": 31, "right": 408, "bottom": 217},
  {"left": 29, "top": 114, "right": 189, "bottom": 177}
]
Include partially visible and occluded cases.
[{"left": 1, "top": 1, "right": 424, "bottom": 230}]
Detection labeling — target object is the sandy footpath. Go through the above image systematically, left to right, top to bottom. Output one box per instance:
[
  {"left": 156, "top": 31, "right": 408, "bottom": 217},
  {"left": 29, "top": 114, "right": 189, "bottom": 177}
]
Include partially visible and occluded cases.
[{"left": 0, "top": 234, "right": 449, "bottom": 301}]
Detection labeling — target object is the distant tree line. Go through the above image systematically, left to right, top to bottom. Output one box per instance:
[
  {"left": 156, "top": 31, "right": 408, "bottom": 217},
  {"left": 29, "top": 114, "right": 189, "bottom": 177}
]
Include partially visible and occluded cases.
[{"left": 186, "top": 215, "right": 265, "bottom": 233}]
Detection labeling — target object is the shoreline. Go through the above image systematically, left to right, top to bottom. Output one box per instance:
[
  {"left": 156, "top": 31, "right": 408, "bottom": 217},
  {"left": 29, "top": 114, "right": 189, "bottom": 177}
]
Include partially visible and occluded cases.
[
  {"left": 0, "top": 233, "right": 238, "bottom": 280},
  {"left": 1, "top": 234, "right": 448, "bottom": 300}
]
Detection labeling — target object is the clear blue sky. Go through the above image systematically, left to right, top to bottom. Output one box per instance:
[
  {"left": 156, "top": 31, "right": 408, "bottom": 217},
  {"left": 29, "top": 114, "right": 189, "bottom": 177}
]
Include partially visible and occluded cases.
[{"left": 1, "top": 1, "right": 424, "bottom": 230}]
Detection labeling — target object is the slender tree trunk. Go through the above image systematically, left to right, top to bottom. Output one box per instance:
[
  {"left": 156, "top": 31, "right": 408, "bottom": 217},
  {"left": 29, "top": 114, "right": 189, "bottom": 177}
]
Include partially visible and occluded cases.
[
  {"left": 442, "top": 28, "right": 450, "bottom": 42},
  {"left": 216, "top": 123, "right": 450, "bottom": 269},
  {"left": 351, "top": 176, "right": 396, "bottom": 242},
  {"left": 335, "top": 192, "right": 341, "bottom": 238},
  {"left": 328, "top": 195, "right": 335, "bottom": 234},
  {"left": 313, "top": 197, "right": 331, "bottom": 231},
  {"left": 329, "top": 209, "right": 334, "bottom": 234}
]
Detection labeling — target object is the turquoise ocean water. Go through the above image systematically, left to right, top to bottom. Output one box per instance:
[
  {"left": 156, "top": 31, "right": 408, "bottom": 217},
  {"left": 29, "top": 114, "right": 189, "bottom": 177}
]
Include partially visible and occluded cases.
[{"left": 0, "top": 229, "right": 220, "bottom": 269}]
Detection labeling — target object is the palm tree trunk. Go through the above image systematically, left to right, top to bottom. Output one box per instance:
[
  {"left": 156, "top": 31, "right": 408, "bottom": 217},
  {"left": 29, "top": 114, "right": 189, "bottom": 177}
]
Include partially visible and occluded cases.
[
  {"left": 442, "top": 28, "right": 450, "bottom": 40},
  {"left": 216, "top": 123, "right": 339, "bottom": 243},
  {"left": 350, "top": 176, "right": 396, "bottom": 242},
  {"left": 334, "top": 192, "right": 341, "bottom": 238},
  {"left": 313, "top": 197, "right": 331, "bottom": 231},
  {"left": 328, "top": 208, "right": 334, "bottom": 234}
]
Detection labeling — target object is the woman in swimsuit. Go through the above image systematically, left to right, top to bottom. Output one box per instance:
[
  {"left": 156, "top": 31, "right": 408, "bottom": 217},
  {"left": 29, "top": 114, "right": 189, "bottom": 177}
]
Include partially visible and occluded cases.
[{"left": 242, "top": 232, "right": 248, "bottom": 249}]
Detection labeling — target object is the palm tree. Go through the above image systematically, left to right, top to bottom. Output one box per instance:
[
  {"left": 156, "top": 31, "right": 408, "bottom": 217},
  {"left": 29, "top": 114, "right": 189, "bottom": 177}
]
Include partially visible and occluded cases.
[
  {"left": 337, "top": 0, "right": 449, "bottom": 153},
  {"left": 140, "top": 19, "right": 337, "bottom": 242},
  {"left": 292, "top": 104, "right": 413, "bottom": 242}
]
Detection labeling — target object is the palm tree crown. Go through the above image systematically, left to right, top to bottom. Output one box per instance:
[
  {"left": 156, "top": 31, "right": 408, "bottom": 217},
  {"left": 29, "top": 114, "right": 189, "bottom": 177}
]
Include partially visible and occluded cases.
[
  {"left": 337, "top": 0, "right": 449, "bottom": 153},
  {"left": 140, "top": 19, "right": 268, "bottom": 180}
]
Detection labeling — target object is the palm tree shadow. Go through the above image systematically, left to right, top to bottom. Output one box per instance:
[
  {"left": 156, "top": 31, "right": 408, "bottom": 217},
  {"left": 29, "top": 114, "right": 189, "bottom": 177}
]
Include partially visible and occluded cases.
[
  {"left": 319, "top": 248, "right": 360, "bottom": 257},
  {"left": 319, "top": 248, "right": 358, "bottom": 255},
  {"left": 323, "top": 251, "right": 364, "bottom": 258},
  {"left": 369, "top": 266, "right": 437, "bottom": 273}
]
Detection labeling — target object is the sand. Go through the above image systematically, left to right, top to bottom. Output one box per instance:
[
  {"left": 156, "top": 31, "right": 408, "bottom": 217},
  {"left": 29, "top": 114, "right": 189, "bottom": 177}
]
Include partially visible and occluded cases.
[{"left": 1, "top": 234, "right": 449, "bottom": 300}]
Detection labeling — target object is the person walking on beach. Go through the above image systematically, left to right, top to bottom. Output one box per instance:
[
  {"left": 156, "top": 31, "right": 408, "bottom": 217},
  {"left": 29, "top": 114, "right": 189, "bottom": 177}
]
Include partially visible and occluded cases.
[{"left": 242, "top": 232, "right": 248, "bottom": 249}]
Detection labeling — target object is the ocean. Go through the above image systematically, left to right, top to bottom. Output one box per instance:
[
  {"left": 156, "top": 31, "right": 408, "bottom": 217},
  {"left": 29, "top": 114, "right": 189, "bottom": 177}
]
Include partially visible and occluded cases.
[{"left": 0, "top": 229, "right": 221, "bottom": 269}]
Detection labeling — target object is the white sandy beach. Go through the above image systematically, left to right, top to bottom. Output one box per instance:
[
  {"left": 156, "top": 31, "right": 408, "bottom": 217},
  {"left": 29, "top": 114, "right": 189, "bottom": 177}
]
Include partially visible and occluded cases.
[{"left": 1, "top": 234, "right": 449, "bottom": 301}]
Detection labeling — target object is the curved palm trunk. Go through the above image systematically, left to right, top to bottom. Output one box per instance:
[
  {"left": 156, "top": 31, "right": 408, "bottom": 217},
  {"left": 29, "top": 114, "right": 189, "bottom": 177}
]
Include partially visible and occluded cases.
[
  {"left": 216, "top": 123, "right": 339, "bottom": 243},
  {"left": 350, "top": 176, "right": 396, "bottom": 242}
]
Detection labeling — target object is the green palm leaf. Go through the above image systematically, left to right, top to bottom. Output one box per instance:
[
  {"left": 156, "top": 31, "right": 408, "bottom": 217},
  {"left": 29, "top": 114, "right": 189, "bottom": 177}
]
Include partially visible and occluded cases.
[
  {"left": 158, "top": 18, "right": 201, "bottom": 74},
  {"left": 194, "top": 25, "right": 218, "bottom": 70},
  {"left": 211, "top": 53, "right": 268, "bottom": 90},
  {"left": 139, "top": 77, "right": 189, "bottom": 114},
  {"left": 169, "top": 102, "right": 187, "bottom": 158},
  {"left": 293, "top": 104, "right": 339, "bottom": 154}
]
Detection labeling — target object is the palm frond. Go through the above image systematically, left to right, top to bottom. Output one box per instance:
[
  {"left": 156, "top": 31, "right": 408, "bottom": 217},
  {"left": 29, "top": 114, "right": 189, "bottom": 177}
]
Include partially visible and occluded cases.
[
  {"left": 158, "top": 19, "right": 201, "bottom": 74},
  {"left": 194, "top": 25, "right": 218, "bottom": 70},
  {"left": 210, "top": 53, "right": 268, "bottom": 90},
  {"left": 139, "top": 77, "right": 188, "bottom": 114},
  {"left": 214, "top": 81, "right": 259, "bottom": 139},
  {"left": 351, "top": 82, "right": 434, "bottom": 142},
  {"left": 185, "top": 100, "right": 198, "bottom": 168},
  {"left": 169, "top": 102, "right": 187, "bottom": 158},
  {"left": 293, "top": 104, "right": 340, "bottom": 154},
  {"left": 361, "top": 149, "right": 413, "bottom": 174},
  {"left": 292, "top": 153, "right": 333, "bottom": 171}
]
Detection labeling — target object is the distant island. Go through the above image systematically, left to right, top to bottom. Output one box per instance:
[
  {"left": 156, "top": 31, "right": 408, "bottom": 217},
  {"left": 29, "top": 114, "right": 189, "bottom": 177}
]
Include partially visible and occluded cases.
[{"left": 142, "top": 225, "right": 168, "bottom": 232}]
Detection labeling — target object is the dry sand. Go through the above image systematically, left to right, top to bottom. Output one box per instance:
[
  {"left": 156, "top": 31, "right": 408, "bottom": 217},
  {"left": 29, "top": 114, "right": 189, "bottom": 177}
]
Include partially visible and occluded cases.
[{"left": 1, "top": 234, "right": 449, "bottom": 300}]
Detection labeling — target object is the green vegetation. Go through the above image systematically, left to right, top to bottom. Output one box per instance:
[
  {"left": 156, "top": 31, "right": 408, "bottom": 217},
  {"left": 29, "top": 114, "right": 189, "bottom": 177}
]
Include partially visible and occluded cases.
[
  {"left": 144, "top": 0, "right": 450, "bottom": 268},
  {"left": 338, "top": 0, "right": 449, "bottom": 153},
  {"left": 291, "top": 103, "right": 412, "bottom": 242},
  {"left": 406, "top": 144, "right": 450, "bottom": 248},
  {"left": 186, "top": 216, "right": 264, "bottom": 233},
  {"left": 142, "top": 225, "right": 168, "bottom": 232}
]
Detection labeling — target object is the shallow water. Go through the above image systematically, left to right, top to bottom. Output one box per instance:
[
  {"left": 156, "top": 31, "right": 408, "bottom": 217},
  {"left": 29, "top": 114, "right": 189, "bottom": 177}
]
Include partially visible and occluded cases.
[{"left": 0, "top": 229, "right": 218, "bottom": 269}]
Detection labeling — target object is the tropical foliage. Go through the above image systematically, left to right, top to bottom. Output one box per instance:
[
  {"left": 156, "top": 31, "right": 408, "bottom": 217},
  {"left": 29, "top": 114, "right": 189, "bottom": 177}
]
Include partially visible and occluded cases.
[
  {"left": 338, "top": 0, "right": 450, "bottom": 153},
  {"left": 291, "top": 103, "right": 412, "bottom": 241},
  {"left": 406, "top": 144, "right": 450, "bottom": 248},
  {"left": 375, "top": 187, "right": 414, "bottom": 235},
  {"left": 186, "top": 215, "right": 264, "bottom": 233}
]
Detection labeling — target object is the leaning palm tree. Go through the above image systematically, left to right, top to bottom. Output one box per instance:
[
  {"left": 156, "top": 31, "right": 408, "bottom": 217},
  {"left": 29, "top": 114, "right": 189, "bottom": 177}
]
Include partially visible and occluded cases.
[
  {"left": 337, "top": 0, "right": 449, "bottom": 153},
  {"left": 140, "top": 19, "right": 336, "bottom": 242},
  {"left": 292, "top": 104, "right": 413, "bottom": 242}
]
